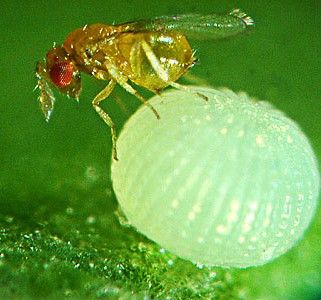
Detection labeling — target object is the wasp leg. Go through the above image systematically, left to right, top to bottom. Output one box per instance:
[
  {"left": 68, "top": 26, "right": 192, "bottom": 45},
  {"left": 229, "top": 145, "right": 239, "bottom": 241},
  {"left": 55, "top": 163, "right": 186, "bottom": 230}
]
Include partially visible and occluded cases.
[
  {"left": 140, "top": 39, "right": 208, "bottom": 101},
  {"left": 104, "top": 60, "right": 160, "bottom": 119},
  {"left": 92, "top": 79, "right": 119, "bottom": 161}
]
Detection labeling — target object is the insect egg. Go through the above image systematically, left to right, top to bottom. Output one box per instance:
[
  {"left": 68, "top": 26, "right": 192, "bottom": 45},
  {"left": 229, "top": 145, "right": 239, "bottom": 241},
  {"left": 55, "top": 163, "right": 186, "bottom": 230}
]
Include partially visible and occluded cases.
[{"left": 111, "top": 87, "right": 320, "bottom": 268}]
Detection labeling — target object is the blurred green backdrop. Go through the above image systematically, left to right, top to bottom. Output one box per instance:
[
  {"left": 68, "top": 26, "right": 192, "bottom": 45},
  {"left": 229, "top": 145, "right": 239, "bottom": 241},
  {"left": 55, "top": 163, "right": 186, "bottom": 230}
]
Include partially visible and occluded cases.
[{"left": 1, "top": 0, "right": 320, "bottom": 299}]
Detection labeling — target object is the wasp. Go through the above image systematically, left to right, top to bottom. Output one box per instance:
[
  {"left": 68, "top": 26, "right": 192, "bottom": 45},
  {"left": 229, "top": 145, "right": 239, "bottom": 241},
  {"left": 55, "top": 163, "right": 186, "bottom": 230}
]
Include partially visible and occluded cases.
[{"left": 35, "top": 9, "right": 254, "bottom": 160}]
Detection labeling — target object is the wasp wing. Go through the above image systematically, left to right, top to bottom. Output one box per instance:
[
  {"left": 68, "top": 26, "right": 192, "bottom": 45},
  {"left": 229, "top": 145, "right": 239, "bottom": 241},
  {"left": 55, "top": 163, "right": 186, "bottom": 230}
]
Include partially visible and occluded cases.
[{"left": 120, "top": 9, "right": 254, "bottom": 40}]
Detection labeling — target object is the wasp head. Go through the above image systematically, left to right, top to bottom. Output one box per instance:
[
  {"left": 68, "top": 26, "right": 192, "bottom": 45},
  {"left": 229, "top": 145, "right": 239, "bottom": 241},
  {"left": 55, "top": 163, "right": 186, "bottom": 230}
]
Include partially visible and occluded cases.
[{"left": 35, "top": 46, "right": 81, "bottom": 121}]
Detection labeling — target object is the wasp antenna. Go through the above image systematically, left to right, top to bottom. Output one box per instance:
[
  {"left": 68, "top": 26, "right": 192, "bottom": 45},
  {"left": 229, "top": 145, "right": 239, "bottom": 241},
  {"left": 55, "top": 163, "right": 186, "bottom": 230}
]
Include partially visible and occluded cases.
[
  {"left": 230, "top": 9, "right": 255, "bottom": 28},
  {"left": 35, "top": 64, "right": 56, "bottom": 122},
  {"left": 45, "top": 111, "right": 52, "bottom": 122}
]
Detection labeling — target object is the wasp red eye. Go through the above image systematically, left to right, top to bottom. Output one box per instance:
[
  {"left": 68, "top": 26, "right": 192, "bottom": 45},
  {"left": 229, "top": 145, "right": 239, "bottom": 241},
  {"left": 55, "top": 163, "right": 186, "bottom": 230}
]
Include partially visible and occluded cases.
[{"left": 49, "top": 61, "right": 73, "bottom": 87}]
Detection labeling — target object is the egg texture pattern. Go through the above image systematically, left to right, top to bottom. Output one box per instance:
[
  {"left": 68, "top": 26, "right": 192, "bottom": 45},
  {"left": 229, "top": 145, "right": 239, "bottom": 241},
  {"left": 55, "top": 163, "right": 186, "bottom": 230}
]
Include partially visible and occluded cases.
[{"left": 111, "top": 87, "right": 320, "bottom": 268}]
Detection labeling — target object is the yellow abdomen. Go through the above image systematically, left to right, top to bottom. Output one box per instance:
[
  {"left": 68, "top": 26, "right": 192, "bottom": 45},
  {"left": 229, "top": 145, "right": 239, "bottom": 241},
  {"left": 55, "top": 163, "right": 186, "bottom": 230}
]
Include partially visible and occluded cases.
[{"left": 117, "top": 32, "right": 194, "bottom": 92}]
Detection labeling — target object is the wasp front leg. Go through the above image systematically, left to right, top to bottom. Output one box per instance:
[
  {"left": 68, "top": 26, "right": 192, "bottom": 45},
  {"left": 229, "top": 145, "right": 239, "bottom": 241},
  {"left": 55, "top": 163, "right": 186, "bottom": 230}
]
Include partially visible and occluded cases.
[{"left": 92, "top": 79, "right": 119, "bottom": 160}]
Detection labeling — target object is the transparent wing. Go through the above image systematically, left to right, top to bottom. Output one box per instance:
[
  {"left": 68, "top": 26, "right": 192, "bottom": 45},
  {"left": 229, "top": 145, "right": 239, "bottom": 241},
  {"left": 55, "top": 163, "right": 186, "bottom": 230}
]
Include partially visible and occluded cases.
[{"left": 120, "top": 9, "right": 254, "bottom": 40}]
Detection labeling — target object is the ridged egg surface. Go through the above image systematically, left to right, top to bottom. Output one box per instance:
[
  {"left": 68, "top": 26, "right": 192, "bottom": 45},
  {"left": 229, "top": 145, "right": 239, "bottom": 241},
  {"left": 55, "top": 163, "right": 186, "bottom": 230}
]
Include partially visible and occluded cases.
[{"left": 111, "top": 87, "right": 320, "bottom": 268}]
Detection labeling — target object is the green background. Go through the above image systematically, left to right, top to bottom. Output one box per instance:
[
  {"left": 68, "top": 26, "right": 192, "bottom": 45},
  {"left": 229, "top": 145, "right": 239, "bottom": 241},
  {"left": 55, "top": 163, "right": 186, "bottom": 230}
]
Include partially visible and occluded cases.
[{"left": 1, "top": 0, "right": 320, "bottom": 299}]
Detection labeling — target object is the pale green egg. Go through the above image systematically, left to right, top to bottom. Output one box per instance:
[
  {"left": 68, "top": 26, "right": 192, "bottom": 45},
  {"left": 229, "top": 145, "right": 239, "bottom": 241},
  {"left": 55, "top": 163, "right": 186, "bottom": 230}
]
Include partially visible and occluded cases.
[{"left": 111, "top": 86, "right": 320, "bottom": 268}]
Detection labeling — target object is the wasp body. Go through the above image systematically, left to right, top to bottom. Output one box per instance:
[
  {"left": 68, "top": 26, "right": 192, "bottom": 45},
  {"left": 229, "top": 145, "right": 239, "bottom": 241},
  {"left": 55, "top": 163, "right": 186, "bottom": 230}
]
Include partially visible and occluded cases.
[{"left": 35, "top": 9, "right": 254, "bottom": 160}]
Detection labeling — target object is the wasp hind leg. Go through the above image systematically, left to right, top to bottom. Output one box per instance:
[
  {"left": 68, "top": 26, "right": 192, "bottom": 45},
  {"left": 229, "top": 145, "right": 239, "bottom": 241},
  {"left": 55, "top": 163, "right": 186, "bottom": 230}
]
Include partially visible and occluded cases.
[
  {"left": 140, "top": 39, "right": 208, "bottom": 101},
  {"left": 92, "top": 79, "right": 119, "bottom": 161}
]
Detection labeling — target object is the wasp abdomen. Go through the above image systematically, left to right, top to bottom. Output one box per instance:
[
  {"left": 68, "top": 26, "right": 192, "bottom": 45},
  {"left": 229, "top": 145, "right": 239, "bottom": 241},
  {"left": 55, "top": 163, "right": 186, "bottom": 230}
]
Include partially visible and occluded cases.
[{"left": 117, "top": 32, "right": 194, "bottom": 92}]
